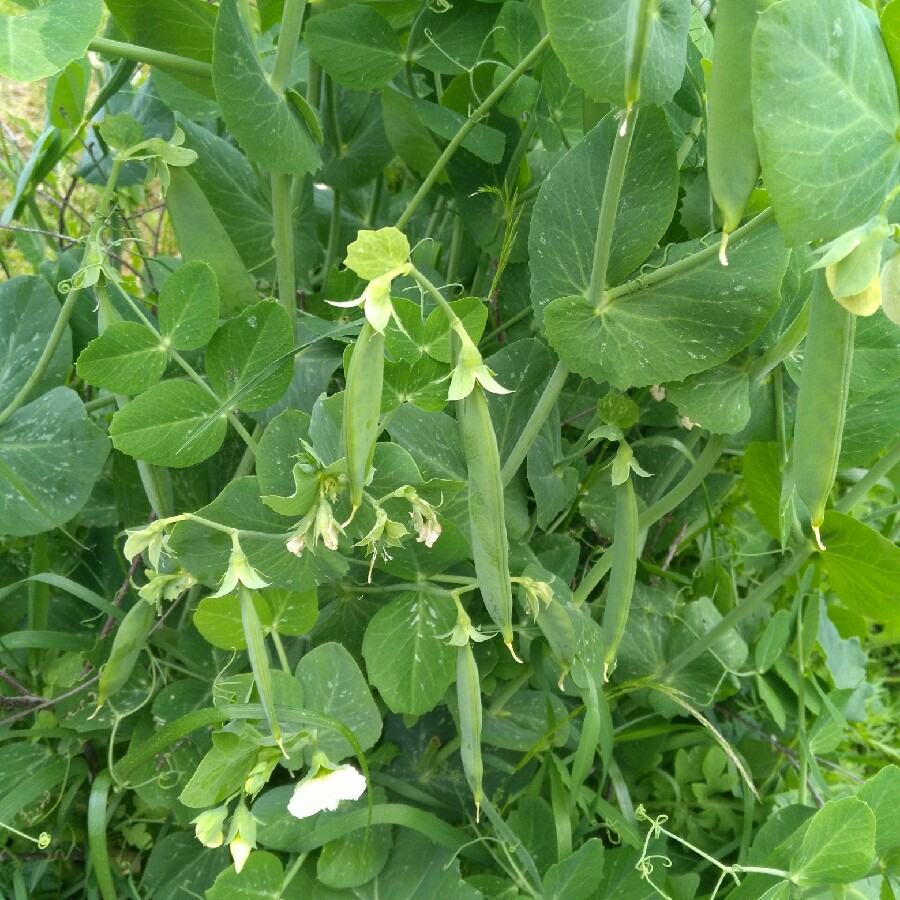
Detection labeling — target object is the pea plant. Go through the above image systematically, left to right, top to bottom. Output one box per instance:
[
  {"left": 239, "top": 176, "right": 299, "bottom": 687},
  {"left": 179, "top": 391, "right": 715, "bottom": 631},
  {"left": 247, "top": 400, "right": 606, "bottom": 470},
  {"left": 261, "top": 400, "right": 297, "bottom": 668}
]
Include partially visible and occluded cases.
[{"left": 2, "top": 0, "right": 900, "bottom": 896}]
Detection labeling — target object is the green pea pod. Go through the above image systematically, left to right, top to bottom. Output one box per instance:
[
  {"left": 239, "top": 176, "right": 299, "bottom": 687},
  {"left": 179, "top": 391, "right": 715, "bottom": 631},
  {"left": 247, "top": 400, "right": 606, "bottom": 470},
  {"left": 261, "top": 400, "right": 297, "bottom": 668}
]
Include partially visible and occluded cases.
[
  {"left": 707, "top": 0, "right": 770, "bottom": 261},
  {"left": 792, "top": 272, "right": 855, "bottom": 550},
  {"left": 343, "top": 320, "right": 385, "bottom": 511},
  {"left": 459, "top": 384, "right": 517, "bottom": 659},
  {"left": 601, "top": 474, "right": 639, "bottom": 680},
  {"left": 239, "top": 586, "right": 284, "bottom": 751},
  {"left": 96, "top": 600, "right": 155, "bottom": 709},
  {"left": 456, "top": 641, "right": 484, "bottom": 820}
]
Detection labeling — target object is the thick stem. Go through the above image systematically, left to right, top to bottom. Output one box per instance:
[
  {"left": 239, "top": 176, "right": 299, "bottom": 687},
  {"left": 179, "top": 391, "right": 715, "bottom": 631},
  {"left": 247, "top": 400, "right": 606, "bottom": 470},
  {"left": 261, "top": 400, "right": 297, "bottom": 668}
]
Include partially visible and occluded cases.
[
  {"left": 270, "top": 0, "right": 308, "bottom": 94},
  {"left": 395, "top": 34, "right": 550, "bottom": 231},
  {"left": 88, "top": 38, "right": 212, "bottom": 79},
  {"left": 591, "top": 107, "right": 638, "bottom": 311},
  {"left": 272, "top": 173, "right": 297, "bottom": 328},
  {"left": 749, "top": 298, "right": 811, "bottom": 382},
  {"left": 500, "top": 361, "right": 570, "bottom": 486}
]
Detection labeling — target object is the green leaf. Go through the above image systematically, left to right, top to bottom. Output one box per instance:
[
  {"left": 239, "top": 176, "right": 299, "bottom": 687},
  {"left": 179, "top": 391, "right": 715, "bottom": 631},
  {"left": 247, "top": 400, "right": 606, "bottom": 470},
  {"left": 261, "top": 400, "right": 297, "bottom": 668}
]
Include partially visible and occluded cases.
[
  {"left": 0, "top": 0, "right": 103, "bottom": 81},
  {"left": 104, "top": 0, "right": 216, "bottom": 98},
  {"left": 213, "top": 0, "right": 320, "bottom": 177},
  {"left": 544, "top": 0, "right": 691, "bottom": 106},
  {"left": 752, "top": 0, "right": 900, "bottom": 244},
  {"left": 883, "top": 1, "right": 900, "bottom": 90},
  {"left": 408, "top": 2, "right": 498, "bottom": 75},
  {"left": 495, "top": 2, "right": 541, "bottom": 66},
  {"left": 305, "top": 5, "right": 405, "bottom": 91},
  {"left": 46, "top": 58, "right": 91, "bottom": 130},
  {"left": 381, "top": 87, "right": 443, "bottom": 179},
  {"left": 321, "top": 90, "right": 394, "bottom": 190},
  {"left": 410, "top": 97, "right": 506, "bottom": 165},
  {"left": 529, "top": 108, "right": 679, "bottom": 321},
  {"left": 176, "top": 118, "right": 279, "bottom": 280},
  {"left": 166, "top": 167, "right": 259, "bottom": 315},
  {"left": 544, "top": 221, "right": 788, "bottom": 389},
  {"left": 344, "top": 227, "right": 410, "bottom": 280},
  {"left": 157, "top": 260, "right": 219, "bottom": 350},
  {"left": 0, "top": 275, "right": 72, "bottom": 407},
  {"left": 422, "top": 296, "right": 489, "bottom": 364},
  {"left": 205, "top": 301, "right": 293, "bottom": 412},
  {"left": 850, "top": 310, "right": 900, "bottom": 403},
  {"left": 76, "top": 322, "right": 167, "bottom": 395},
  {"left": 383, "top": 356, "right": 449, "bottom": 413},
  {"left": 665, "top": 364, "right": 751, "bottom": 435},
  {"left": 109, "top": 380, "right": 228, "bottom": 467},
  {"left": 842, "top": 380, "right": 900, "bottom": 467},
  {"left": 0, "top": 387, "right": 109, "bottom": 536},
  {"left": 527, "top": 435, "right": 578, "bottom": 529},
  {"left": 820, "top": 511, "right": 900, "bottom": 626},
  {"left": 267, "top": 588, "right": 317, "bottom": 637},
  {"left": 193, "top": 591, "right": 272, "bottom": 650},
  {"left": 362, "top": 591, "right": 457, "bottom": 716},
  {"left": 755, "top": 608, "right": 792, "bottom": 674},
  {"left": 294, "top": 642, "right": 382, "bottom": 761},
  {"left": 482, "top": 690, "right": 569, "bottom": 751},
  {"left": 179, "top": 740, "right": 259, "bottom": 808},
  {"left": 856, "top": 765, "right": 900, "bottom": 856},
  {"left": 790, "top": 796, "right": 876, "bottom": 886},
  {"left": 317, "top": 823, "right": 393, "bottom": 890},
  {"left": 140, "top": 833, "right": 227, "bottom": 898},
  {"left": 543, "top": 838, "right": 605, "bottom": 900},
  {"left": 207, "top": 851, "right": 283, "bottom": 900}
]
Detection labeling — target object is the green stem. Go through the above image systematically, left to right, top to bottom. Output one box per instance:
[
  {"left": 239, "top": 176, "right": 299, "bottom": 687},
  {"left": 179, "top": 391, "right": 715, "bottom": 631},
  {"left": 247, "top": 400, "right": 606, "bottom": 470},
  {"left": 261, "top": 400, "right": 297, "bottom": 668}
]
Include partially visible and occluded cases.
[
  {"left": 270, "top": 0, "right": 308, "bottom": 94},
  {"left": 395, "top": 34, "right": 550, "bottom": 231},
  {"left": 88, "top": 38, "right": 212, "bottom": 79},
  {"left": 591, "top": 107, "right": 638, "bottom": 311},
  {"left": 503, "top": 112, "right": 538, "bottom": 189},
  {"left": 0, "top": 157, "right": 123, "bottom": 426},
  {"left": 272, "top": 173, "right": 297, "bottom": 328},
  {"left": 324, "top": 188, "right": 343, "bottom": 281},
  {"left": 604, "top": 207, "right": 774, "bottom": 305},
  {"left": 446, "top": 214, "right": 463, "bottom": 286},
  {"left": 409, "top": 265, "right": 463, "bottom": 326},
  {"left": 479, "top": 304, "right": 533, "bottom": 346},
  {"left": 500, "top": 361, "right": 570, "bottom": 486},
  {"left": 572, "top": 434, "right": 726, "bottom": 606},
  {"left": 836, "top": 436, "right": 900, "bottom": 514},
  {"left": 27, "top": 532, "right": 50, "bottom": 675},
  {"left": 661, "top": 551, "right": 810, "bottom": 679},
  {"left": 271, "top": 629, "right": 292, "bottom": 675}
]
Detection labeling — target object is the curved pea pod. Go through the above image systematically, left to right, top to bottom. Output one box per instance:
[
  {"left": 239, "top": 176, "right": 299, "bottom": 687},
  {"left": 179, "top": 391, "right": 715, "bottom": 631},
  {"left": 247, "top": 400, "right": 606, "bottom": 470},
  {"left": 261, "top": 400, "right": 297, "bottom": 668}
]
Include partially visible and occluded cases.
[
  {"left": 707, "top": 0, "right": 770, "bottom": 262},
  {"left": 792, "top": 271, "right": 855, "bottom": 550},
  {"left": 343, "top": 320, "right": 385, "bottom": 511},
  {"left": 459, "top": 384, "right": 517, "bottom": 660},
  {"left": 601, "top": 474, "right": 639, "bottom": 680},
  {"left": 96, "top": 600, "right": 155, "bottom": 709},
  {"left": 456, "top": 641, "right": 483, "bottom": 820}
]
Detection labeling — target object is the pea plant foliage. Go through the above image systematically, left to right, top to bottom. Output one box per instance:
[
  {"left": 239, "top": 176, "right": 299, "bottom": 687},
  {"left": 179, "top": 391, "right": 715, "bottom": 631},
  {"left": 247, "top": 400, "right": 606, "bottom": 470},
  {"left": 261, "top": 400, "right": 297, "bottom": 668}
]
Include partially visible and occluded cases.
[{"left": 2, "top": 0, "right": 900, "bottom": 897}]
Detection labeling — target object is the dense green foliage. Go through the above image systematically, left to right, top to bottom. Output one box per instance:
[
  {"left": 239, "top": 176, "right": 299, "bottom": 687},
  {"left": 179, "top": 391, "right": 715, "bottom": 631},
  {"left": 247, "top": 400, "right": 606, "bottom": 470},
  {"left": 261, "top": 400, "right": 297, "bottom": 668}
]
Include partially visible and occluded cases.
[{"left": 1, "top": 0, "right": 900, "bottom": 897}]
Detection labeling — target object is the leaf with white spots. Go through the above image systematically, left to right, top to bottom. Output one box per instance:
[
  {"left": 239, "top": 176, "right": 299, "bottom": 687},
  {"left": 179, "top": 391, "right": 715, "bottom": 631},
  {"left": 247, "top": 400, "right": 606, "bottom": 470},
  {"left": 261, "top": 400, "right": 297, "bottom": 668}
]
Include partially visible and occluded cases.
[
  {"left": 362, "top": 591, "right": 457, "bottom": 716},
  {"left": 295, "top": 642, "right": 382, "bottom": 761}
]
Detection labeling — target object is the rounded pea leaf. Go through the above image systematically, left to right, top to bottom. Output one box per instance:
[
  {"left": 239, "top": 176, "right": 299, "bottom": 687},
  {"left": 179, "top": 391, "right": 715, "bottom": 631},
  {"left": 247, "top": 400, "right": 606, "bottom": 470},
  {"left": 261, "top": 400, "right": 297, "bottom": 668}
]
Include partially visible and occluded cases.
[
  {"left": 0, "top": 0, "right": 103, "bottom": 82},
  {"left": 213, "top": 0, "right": 320, "bottom": 177},
  {"left": 544, "top": 0, "right": 691, "bottom": 106},
  {"left": 752, "top": 0, "right": 900, "bottom": 245},
  {"left": 305, "top": 5, "right": 405, "bottom": 91},
  {"left": 529, "top": 108, "right": 679, "bottom": 322},
  {"left": 543, "top": 220, "right": 787, "bottom": 389},
  {"left": 344, "top": 227, "right": 410, "bottom": 281},
  {"left": 158, "top": 260, "right": 219, "bottom": 350},
  {"left": 0, "top": 276, "right": 72, "bottom": 407},
  {"left": 205, "top": 301, "right": 293, "bottom": 412},
  {"left": 76, "top": 322, "right": 167, "bottom": 394},
  {"left": 665, "top": 363, "right": 751, "bottom": 435},
  {"left": 109, "top": 380, "right": 228, "bottom": 467},
  {"left": 0, "top": 387, "right": 109, "bottom": 536},
  {"left": 819, "top": 511, "right": 900, "bottom": 626},
  {"left": 267, "top": 588, "right": 317, "bottom": 637},
  {"left": 193, "top": 591, "right": 272, "bottom": 650},
  {"left": 362, "top": 591, "right": 457, "bottom": 716},
  {"left": 294, "top": 642, "right": 382, "bottom": 761},
  {"left": 790, "top": 797, "right": 876, "bottom": 886},
  {"left": 207, "top": 851, "right": 283, "bottom": 900}
]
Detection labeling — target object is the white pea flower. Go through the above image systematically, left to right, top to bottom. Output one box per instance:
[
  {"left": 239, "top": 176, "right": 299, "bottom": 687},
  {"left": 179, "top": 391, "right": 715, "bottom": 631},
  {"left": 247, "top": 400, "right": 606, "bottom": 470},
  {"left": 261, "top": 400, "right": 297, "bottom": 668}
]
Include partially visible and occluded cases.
[{"left": 287, "top": 762, "right": 367, "bottom": 820}]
